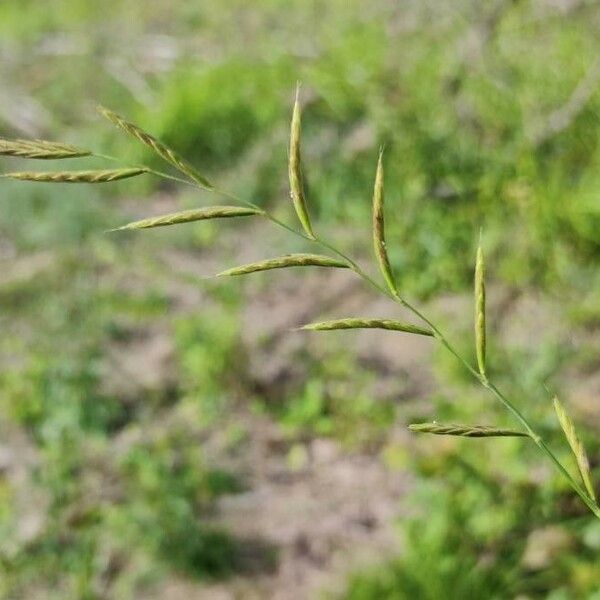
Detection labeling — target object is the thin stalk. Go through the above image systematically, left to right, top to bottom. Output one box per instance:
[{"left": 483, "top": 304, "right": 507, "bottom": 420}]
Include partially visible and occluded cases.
[{"left": 143, "top": 168, "right": 599, "bottom": 519}]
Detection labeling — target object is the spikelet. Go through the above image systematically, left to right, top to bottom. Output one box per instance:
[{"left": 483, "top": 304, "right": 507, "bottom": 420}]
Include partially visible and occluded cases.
[
  {"left": 288, "top": 85, "right": 315, "bottom": 239},
  {"left": 97, "top": 106, "right": 213, "bottom": 190},
  {"left": 0, "top": 139, "right": 91, "bottom": 159},
  {"left": 372, "top": 149, "right": 396, "bottom": 294},
  {"left": 2, "top": 167, "right": 149, "bottom": 183},
  {"left": 112, "top": 206, "right": 262, "bottom": 231},
  {"left": 475, "top": 240, "right": 486, "bottom": 377},
  {"left": 218, "top": 253, "right": 348, "bottom": 276},
  {"left": 300, "top": 318, "right": 433, "bottom": 337},
  {"left": 553, "top": 398, "right": 597, "bottom": 502},
  {"left": 409, "top": 423, "right": 529, "bottom": 438}
]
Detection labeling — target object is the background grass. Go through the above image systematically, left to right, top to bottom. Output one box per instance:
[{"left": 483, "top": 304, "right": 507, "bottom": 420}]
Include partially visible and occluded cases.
[{"left": 2, "top": 1, "right": 600, "bottom": 598}]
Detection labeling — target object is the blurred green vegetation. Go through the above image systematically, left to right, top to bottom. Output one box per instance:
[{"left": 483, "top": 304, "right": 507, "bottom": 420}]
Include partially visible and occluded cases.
[
  {"left": 1, "top": 0, "right": 600, "bottom": 598},
  {"left": 343, "top": 471, "right": 600, "bottom": 599}
]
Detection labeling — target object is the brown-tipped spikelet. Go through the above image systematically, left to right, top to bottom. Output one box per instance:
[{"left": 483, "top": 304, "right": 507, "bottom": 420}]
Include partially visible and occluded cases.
[
  {"left": 288, "top": 86, "right": 315, "bottom": 239},
  {"left": 97, "top": 106, "right": 213, "bottom": 190},
  {"left": 0, "top": 139, "right": 91, "bottom": 159},
  {"left": 372, "top": 149, "right": 396, "bottom": 295},
  {"left": 2, "top": 168, "right": 149, "bottom": 183},
  {"left": 112, "top": 206, "right": 261, "bottom": 231},
  {"left": 475, "top": 241, "right": 486, "bottom": 377},
  {"left": 218, "top": 253, "right": 348, "bottom": 276},
  {"left": 300, "top": 318, "right": 433, "bottom": 337},
  {"left": 553, "top": 398, "right": 597, "bottom": 502},
  {"left": 409, "top": 423, "right": 529, "bottom": 438}
]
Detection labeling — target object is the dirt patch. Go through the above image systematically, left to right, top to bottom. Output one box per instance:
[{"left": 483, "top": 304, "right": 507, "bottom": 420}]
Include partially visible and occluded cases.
[{"left": 150, "top": 411, "right": 408, "bottom": 600}]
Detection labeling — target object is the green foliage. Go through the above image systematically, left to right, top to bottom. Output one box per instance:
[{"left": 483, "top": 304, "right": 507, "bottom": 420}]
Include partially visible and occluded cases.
[
  {"left": 144, "top": 60, "right": 291, "bottom": 172},
  {"left": 0, "top": 237, "right": 248, "bottom": 596},
  {"left": 174, "top": 302, "right": 244, "bottom": 422},
  {"left": 116, "top": 428, "right": 241, "bottom": 578},
  {"left": 343, "top": 455, "right": 600, "bottom": 599}
]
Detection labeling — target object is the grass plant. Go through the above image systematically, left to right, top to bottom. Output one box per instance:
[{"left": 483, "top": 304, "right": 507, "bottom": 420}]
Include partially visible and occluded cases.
[{"left": 2, "top": 84, "right": 598, "bottom": 521}]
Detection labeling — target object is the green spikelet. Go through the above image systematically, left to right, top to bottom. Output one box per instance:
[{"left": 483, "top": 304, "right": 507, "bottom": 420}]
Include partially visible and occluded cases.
[
  {"left": 288, "top": 85, "right": 315, "bottom": 240},
  {"left": 97, "top": 106, "right": 213, "bottom": 190},
  {"left": 0, "top": 139, "right": 91, "bottom": 159},
  {"left": 372, "top": 149, "right": 396, "bottom": 294},
  {"left": 2, "top": 167, "right": 148, "bottom": 183},
  {"left": 111, "top": 206, "right": 261, "bottom": 231},
  {"left": 475, "top": 240, "right": 486, "bottom": 377},
  {"left": 218, "top": 254, "right": 348, "bottom": 276},
  {"left": 300, "top": 318, "right": 433, "bottom": 337},
  {"left": 553, "top": 398, "right": 597, "bottom": 502},
  {"left": 409, "top": 423, "right": 529, "bottom": 438}
]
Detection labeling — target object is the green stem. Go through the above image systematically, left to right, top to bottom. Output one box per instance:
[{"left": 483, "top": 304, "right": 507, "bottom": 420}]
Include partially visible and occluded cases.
[{"left": 144, "top": 168, "right": 600, "bottom": 519}]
